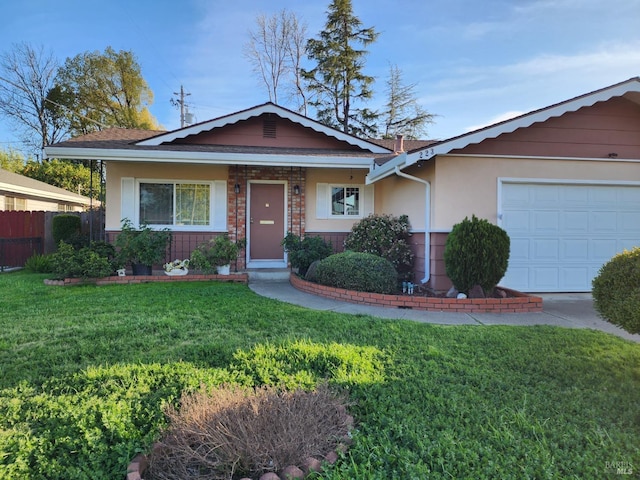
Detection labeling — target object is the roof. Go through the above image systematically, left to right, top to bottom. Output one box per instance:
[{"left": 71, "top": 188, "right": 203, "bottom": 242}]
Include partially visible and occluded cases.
[
  {"left": 367, "top": 77, "right": 640, "bottom": 183},
  {"left": 44, "top": 103, "right": 394, "bottom": 169},
  {"left": 0, "top": 168, "right": 96, "bottom": 206}
]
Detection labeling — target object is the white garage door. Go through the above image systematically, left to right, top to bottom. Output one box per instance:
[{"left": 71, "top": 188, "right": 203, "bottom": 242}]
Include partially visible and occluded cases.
[{"left": 500, "top": 182, "right": 640, "bottom": 292}]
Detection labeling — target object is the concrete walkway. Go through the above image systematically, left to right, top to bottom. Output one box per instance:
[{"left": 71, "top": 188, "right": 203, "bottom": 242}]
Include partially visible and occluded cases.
[{"left": 249, "top": 280, "right": 640, "bottom": 343}]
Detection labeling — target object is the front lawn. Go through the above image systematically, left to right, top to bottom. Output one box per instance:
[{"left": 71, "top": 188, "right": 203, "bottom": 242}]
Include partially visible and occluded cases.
[{"left": 0, "top": 272, "right": 638, "bottom": 479}]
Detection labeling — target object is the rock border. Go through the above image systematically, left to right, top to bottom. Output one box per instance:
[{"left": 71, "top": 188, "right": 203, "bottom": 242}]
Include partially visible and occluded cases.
[{"left": 290, "top": 274, "right": 542, "bottom": 313}]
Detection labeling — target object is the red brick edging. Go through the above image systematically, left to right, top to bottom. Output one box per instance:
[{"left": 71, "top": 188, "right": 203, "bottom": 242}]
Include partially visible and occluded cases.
[
  {"left": 44, "top": 272, "right": 249, "bottom": 286},
  {"left": 290, "top": 274, "right": 542, "bottom": 313}
]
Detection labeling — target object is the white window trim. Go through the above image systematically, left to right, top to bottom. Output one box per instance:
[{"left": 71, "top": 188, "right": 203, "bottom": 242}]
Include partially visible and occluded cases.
[
  {"left": 121, "top": 177, "right": 227, "bottom": 231},
  {"left": 316, "top": 182, "right": 374, "bottom": 220}
]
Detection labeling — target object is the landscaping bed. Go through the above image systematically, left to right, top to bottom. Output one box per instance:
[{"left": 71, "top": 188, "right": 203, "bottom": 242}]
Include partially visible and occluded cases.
[
  {"left": 43, "top": 272, "right": 248, "bottom": 286},
  {"left": 290, "top": 273, "right": 543, "bottom": 313}
]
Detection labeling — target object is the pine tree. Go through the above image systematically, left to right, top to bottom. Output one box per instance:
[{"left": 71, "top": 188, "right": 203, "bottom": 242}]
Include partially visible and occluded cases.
[
  {"left": 302, "top": 0, "right": 378, "bottom": 137},
  {"left": 381, "top": 64, "right": 434, "bottom": 140}
]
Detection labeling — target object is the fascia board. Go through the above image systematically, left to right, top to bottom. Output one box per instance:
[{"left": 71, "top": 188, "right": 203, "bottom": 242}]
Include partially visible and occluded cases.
[
  {"left": 405, "top": 78, "right": 640, "bottom": 167},
  {"left": 137, "top": 104, "right": 390, "bottom": 153},
  {"left": 44, "top": 146, "right": 374, "bottom": 169},
  {"left": 366, "top": 153, "right": 407, "bottom": 184},
  {"left": 0, "top": 181, "right": 90, "bottom": 204}
]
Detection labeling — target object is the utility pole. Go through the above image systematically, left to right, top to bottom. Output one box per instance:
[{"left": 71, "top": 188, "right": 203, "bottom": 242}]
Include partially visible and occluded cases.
[{"left": 172, "top": 85, "right": 191, "bottom": 128}]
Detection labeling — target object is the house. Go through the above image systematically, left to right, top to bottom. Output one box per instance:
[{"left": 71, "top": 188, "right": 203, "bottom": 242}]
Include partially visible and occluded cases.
[
  {"left": 44, "top": 77, "right": 640, "bottom": 292},
  {"left": 0, "top": 167, "right": 96, "bottom": 212}
]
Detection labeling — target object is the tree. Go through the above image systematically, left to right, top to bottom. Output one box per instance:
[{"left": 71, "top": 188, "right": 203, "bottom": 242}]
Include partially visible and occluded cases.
[
  {"left": 302, "top": 0, "right": 379, "bottom": 137},
  {"left": 245, "top": 9, "right": 308, "bottom": 112},
  {"left": 0, "top": 43, "right": 68, "bottom": 154},
  {"left": 55, "top": 47, "right": 159, "bottom": 136},
  {"left": 381, "top": 64, "right": 433, "bottom": 140},
  {"left": 0, "top": 148, "right": 26, "bottom": 172},
  {"left": 21, "top": 158, "right": 96, "bottom": 197}
]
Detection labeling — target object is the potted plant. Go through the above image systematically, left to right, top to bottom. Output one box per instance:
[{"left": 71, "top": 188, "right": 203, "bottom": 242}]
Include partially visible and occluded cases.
[
  {"left": 115, "top": 219, "right": 172, "bottom": 275},
  {"left": 190, "top": 234, "right": 246, "bottom": 275},
  {"left": 163, "top": 259, "right": 190, "bottom": 276}
]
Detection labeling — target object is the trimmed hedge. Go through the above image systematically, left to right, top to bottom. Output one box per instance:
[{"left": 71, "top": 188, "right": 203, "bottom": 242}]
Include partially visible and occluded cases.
[
  {"left": 52, "top": 214, "right": 81, "bottom": 245},
  {"left": 592, "top": 247, "right": 640, "bottom": 334},
  {"left": 315, "top": 251, "right": 398, "bottom": 294}
]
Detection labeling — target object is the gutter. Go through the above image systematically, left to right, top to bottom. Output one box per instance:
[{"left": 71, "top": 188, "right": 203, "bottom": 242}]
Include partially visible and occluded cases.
[{"left": 393, "top": 166, "right": 431, "bottom": 285}]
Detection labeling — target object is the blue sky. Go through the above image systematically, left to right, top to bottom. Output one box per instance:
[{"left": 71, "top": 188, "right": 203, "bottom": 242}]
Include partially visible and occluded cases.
[{"left": 1, "top": 0, "right": 639, "bottom": 155}]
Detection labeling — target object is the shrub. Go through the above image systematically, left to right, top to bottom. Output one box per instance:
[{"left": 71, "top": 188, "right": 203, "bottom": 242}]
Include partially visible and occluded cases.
[
  {"left": 52, "top": 214, "right": 81, "bottom": 245},
  {"left": 344, "top": 214, "right": 414, "bottom": 282},
  {"left": 443, "top": 215, "right": 510, "bottom": 295},
  {"left": 114, "top": 219, "right": 172, "bottom": 267},
  {"left": 282, "top": 232, "right": 333, "bottom": 275},
  {"left": 189, "top": 235, "right": 246, "bottom": 273},
  {"left": 49, "top": 241, "right": 114, "bottom": 279},
  {"left": 592, "top": 247, "right": 640, "bottom": 334},
  {"left": 315, "top": 251, "right": 397, "bottom": 294},
  {"left": 24, "top": 253, "right": 53, "bottom": 273},
  {"left": 147, "top": 384, "right": 351, "bottom": 480}
]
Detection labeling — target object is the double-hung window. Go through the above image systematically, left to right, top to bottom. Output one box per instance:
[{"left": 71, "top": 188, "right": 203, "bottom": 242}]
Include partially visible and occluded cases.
[{"left": 331, "top": 186, "right": 360, "bottom": 217}]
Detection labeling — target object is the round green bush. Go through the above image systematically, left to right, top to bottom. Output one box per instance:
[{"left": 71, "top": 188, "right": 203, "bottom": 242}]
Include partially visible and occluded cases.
[
  {"left": 52, "top": 214, "right": 81, "bottom": 245},
  {"left": 344, "top": 214, "right": 414, "bottom": 282},
  {"left": 443, "top": 215, "right": 510, "bottom": 295},
  {"left": 282, "top": 233, "right": 333, "bottom": 276},
  {"left": 592, "top": 247, "right": 640, "bottom": 334},
  {"left": 315, "top": 251, "right": 398, "bottom": 294}
]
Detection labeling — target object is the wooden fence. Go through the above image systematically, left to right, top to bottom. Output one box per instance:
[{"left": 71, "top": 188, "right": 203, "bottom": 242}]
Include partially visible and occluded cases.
[{"left": 0, "top": 210, "right": 104, "bottom": 269}]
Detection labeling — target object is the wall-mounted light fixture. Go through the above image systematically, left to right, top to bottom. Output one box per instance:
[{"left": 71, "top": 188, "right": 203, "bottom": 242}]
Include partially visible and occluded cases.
[
  {"left": 234, "top": 183, "right": 241, "bottom": 194},
  {"left": 293, "top": 185, "right": 300, "bottom": 195}
]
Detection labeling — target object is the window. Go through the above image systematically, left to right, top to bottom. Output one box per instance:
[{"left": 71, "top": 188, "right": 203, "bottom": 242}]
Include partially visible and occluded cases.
[
  {"left": 139, "top": 181, "right": 211, "bottom": 226},
  {"left": 315, "top": 183, "right": 373, "bottom": 220},
  {"left": 331, "top": 186, "right": 360, "bottom": 216},
  {"left": 5, "top": 196, "right": 26, "bottom": 211}
]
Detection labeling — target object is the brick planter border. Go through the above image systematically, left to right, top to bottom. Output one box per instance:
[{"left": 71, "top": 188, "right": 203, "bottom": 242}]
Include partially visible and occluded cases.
[
  {"left": 44, "top": 272, "right": 248, "bottom": 286},
  {"left": 290, "top": 274, "right": 542, "bottom": 313}
]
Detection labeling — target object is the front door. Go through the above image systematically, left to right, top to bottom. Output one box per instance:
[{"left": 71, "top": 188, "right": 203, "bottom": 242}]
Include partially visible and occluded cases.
[{"left": 248, "top": 182, "right": 286, "bottom": 267}]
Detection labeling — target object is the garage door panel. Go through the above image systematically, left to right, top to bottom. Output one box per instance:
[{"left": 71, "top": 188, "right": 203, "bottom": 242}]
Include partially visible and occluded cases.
[
  {"left": 501, "top": 182, "right": 640, "bottom": 292},
  {"left": 502, "top": 210, "right": 531, "bottom": 231},
  {"left": 533, "top": 211, "right": 559, "bottom": 232},
  {"left": 563, "top": 211, "right": 589, "bottom": 233},
  {"left": 591, "top": 211, "right": 619, "bottom": 232},
  {"left": 533, "top": 239, "right": 559, "bottom": 260},
  {"left": 562, "top": 239, "right": 588, "bottom": 260}
]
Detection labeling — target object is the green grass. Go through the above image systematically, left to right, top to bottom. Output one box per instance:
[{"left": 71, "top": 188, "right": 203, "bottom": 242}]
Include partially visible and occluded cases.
[{"left": 0, "top": 271, "right": 638, "bottom": 479}]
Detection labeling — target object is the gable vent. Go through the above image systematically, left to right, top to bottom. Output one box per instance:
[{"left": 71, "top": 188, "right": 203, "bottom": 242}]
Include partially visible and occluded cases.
[{"left": 263, "top": 116, "right": 277, "bottom": 138}]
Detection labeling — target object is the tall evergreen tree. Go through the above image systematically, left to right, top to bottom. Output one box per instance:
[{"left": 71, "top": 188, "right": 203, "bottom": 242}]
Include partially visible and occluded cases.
[
  {"left": 302, "top": 0, "right": 378, "bottom": 137},
  {"left": 381, "top": 64, "right": 434, "bottom": 140}
]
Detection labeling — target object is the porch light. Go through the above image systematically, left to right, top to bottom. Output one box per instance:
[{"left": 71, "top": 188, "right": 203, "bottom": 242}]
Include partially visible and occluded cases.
[
  {"left": 234, "top": 183, "right": 241, "bottom": 194},
  {"left": 293, "top": 185, "right": 300, "bottom": 195}
]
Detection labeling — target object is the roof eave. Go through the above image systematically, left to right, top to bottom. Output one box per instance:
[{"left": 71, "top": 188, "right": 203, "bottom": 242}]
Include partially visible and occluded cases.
[{"left": 44, "top": 146, "right": 375, "bottom": 169}]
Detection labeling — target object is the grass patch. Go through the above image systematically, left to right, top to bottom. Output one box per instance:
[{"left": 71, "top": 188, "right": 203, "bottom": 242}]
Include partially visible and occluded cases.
[{"left": 0, "top": 271, "right": 638, "bottom": 479}]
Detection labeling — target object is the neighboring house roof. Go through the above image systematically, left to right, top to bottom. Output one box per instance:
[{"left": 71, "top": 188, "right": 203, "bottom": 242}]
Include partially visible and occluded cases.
[
  {"left": 367, "top": 76, "right": 640, "bottom": 183},
  {"left": 0, "top": 167, "right": 96, "bottom": 206}
]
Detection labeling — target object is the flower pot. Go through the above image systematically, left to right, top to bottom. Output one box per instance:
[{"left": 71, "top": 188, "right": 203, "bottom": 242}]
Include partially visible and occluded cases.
[
  {"left": 132, "top": 263, "right": 152, "bottom": 276},
  {"left": 217, "top": 264, "right": 230, "bottom": 275},
  {"left": 116, "top": 268, "right": 126, "bottom": 277},
  {"left": 164, "top": 269, "right": 188, "bottom": 276}
]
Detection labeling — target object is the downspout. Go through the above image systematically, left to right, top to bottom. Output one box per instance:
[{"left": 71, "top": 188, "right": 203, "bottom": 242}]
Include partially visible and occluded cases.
[{"left": 394, "top": 166, "right": 431, "bottom": 284}]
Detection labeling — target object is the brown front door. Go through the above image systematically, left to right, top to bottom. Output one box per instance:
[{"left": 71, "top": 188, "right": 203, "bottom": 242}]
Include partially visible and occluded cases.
[{"left": 249, "top": 183, "right": 286, "bottom": 263}]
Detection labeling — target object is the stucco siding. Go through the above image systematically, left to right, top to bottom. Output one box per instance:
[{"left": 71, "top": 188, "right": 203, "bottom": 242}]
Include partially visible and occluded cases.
[
  {"left": 433, "top": 155, "right": 640, "bottom": 230},
  {"left": 105, "top": 162, "right": 228, "bottom": 229},
  {"left": 305, "top": 167, "right": 370, "bottom": 232}
]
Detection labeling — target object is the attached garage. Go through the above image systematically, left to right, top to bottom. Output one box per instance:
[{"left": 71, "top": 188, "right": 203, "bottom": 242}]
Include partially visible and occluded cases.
[{"left": 500, "top": 181, "right": 640, "bottom": 292}]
